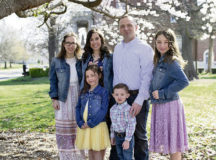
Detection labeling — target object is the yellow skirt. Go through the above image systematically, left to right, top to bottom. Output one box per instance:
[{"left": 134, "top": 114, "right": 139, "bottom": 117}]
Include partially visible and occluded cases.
[{"left": 75, "top": 103, "right": 110, "bottom": 151}]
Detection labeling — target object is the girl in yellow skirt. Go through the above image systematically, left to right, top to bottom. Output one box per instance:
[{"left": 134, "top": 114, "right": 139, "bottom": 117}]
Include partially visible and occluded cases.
[{"left": 75, "top": 65, "right": 110, "bottom": 160}]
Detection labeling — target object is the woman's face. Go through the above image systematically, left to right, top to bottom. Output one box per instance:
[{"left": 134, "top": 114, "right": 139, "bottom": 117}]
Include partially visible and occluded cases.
[
  {"left": 90, "top": 33, "right": 102, "bottom": 52},
  {"left": 155, "top": 34, "right": 169, "bottom": 56},
  {"left": 63, "top": 36, "right": 77, "bottom": 55}
]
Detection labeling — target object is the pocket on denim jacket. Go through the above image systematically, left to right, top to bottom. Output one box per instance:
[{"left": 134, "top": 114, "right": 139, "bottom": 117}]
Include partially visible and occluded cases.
[
  {"left": 153, "top": 67, "right": 166, "bottom": 89},
  {"left": 56, "top": 68, "right": 66, "bottom": 73},
  {"left": 56, "top": 68, "right": 67, "bottom": 80},
  {"left": 80, "top": 95, "right": 87, "bottom": 107},
  {"left": 90, "top": 95, "right": 102, "bottom": 114},
  {"left": 92, "top": 95, "right": 102, "bottom": 105}
]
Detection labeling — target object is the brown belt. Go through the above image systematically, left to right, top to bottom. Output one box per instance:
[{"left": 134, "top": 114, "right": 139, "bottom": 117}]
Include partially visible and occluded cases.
[
  {"left": 129, "top": 89, "right": 139, "bottom": 95},
  {"left": 114, "top": 132, "right": 126, "bottom": 138}
]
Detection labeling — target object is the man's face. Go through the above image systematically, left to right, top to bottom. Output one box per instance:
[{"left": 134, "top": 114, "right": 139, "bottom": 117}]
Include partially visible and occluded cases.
[{"left": 119, "top": 17, "right": 137, "bottom": 42}]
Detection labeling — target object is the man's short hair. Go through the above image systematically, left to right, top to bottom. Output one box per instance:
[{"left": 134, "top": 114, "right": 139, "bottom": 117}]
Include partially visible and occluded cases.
[
  {"left": 118, "top": 15, "right": 136, "bottom": 25},
  {"left": 113, "top": 83, "right": 129, "bottom": 93}
]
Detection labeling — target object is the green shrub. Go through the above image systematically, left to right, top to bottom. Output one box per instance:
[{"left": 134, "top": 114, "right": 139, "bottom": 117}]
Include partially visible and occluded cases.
[{"left": 29, "top": 68, "right": 49, "bottom": 78}]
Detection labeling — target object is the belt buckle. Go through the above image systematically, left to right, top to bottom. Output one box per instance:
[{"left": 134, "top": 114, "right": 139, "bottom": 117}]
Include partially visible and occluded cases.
[
  {"left": 129, "top": 90, "right": 138, "bottom": 95},
  {"left": 115, "top": 132, "right": 125, "bottom": 138}
]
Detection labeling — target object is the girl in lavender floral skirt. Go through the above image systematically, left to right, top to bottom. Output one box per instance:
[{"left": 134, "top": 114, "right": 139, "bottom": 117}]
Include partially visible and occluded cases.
[{"left": 149, "top": 29, "right": 189, "bottom": 160}]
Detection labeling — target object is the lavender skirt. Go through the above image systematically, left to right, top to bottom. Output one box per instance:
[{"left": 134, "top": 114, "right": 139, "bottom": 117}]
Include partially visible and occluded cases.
[{"left": 149, "top": 99, "right": 189, "bottom": 154}]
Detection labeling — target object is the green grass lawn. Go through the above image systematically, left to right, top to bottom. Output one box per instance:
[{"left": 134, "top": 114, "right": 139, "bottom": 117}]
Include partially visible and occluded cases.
[
  {"left": 0, "top": 75, "right": 216, "bottom": 159},
  {"left": 0, "top": 76, "right": 54, "bottom": 132},
  {"left": 180, "top": 78, "right": 216, "bottom": 159}
]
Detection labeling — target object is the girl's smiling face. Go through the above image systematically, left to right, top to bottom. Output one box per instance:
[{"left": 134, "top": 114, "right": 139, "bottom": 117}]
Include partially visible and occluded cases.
[
  {"left": 156, "top": 34, "right": 170, "bottom": 56},
  {"left": 63, "top": 36, "right": 77, "bottom": 56},
  {"left": 85, "top": 70, "right": 100, "bottom": 90}
]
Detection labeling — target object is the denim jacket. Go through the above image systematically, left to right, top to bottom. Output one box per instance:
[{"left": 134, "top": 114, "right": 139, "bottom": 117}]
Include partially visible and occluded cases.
[
  {"left": 80, "top": 54, "right": 113, "bottom": 94},
  {"left": 49, "top": 57, "right": 82, "bottom": 102},
  {"left": 149, "top": 57, "right": 189, "bottom": 104},
  {"left": 76, "top": 85, "right": 109, "bottom": 128}
]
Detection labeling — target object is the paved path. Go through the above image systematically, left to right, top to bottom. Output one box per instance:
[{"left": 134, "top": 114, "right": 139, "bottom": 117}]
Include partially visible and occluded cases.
[{"left": 0, "top": 69, "right": 23, "bottom": 81}]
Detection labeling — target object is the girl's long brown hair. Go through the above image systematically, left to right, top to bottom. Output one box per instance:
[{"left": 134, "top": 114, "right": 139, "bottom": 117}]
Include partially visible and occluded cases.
[
  {"left": 154, "top": 29, "right": 187, "bottom": 68},
  {"left": 57, "top": 32, "right": 81, "bottom": 59},
  {"left": 81, "top": 65, "right": 103, "bottom": 94}
]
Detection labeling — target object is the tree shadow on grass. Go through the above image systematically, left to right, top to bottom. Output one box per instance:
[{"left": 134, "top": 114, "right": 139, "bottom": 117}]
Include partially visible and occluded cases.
[{"left": 0, "top": 76, "right": 49, "bottom": 85}]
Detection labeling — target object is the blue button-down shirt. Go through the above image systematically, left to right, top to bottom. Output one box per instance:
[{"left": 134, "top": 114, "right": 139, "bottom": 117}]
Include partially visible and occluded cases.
[{"left": 113, "top": 37, "right": 154, "bottom": 106}]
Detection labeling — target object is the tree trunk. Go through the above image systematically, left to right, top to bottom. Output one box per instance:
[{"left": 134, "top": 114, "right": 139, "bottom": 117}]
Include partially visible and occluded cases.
[
  {"left": 48, "top": 16, "right": 57, "bottom": 67},
  {"left": 181, "top": 29, "right": 198, "bottom": 80},
  {"left": 55, "top": 36, "right": 59, "bottom": 56},
  {"left": 207, "top": 37, "right": 214, "bottom": 73},
  {"left": 194, "top": 40, "right": 198, "bottom": 73},
  {"left": 4, "top": 61, "right": 7, "bottom": 69},
  {"left": 10, "top": 61, "right": 12, "bottom": 68}
]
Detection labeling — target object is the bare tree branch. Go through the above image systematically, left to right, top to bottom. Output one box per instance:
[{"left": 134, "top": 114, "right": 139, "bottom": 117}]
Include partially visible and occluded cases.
[
  {"left": 0, "top": 0, "right": 52, "bottom": 19},
  {"left": 0, "top": 0, "right": 102, "bottom": 19},
  {"left": 68, "top": 0, "right": 102, "bottom": 8},
  {"left": 89, "top": 0, "right": 129, "bottom": 20},
  {"left": 38, "top": 2, "right": 67, "bottom": 28},
  {"left": 90, "top": 7, "right": 127, "bottom": 19}
]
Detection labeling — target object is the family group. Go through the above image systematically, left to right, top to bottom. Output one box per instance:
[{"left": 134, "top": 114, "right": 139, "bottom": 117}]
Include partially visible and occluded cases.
[{"left": 49, "top": 15, "right": 189, "bottom": 160}]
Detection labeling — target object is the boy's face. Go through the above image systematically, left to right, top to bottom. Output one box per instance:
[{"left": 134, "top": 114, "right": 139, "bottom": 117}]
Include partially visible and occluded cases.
[{"left": 112, "top": 88, "right": 130, "bottom": 104}]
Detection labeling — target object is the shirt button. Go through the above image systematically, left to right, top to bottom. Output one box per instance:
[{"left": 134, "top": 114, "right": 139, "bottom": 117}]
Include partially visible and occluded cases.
[
  {"left": 89, "top": 106, "right": 91, "bottom": 108},
  {"left": 89, "top": 114, "right": 91, "bottom": 116}
]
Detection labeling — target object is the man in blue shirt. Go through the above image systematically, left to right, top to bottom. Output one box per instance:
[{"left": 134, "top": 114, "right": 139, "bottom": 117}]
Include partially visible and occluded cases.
[{"left": 112, "top": 15, "right": 154, "bottom": 160}]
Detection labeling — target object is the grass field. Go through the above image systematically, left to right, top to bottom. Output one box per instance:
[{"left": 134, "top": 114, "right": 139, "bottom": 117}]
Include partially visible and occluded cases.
[
  {"left": 0, "top": 75, "right": 215, "bottom": 159},
  {"left": 0, "top": 77, "right": 54, "bottom": 132},
  {"left": 177, "top": 78, "right": 216, "bottom": 159}
]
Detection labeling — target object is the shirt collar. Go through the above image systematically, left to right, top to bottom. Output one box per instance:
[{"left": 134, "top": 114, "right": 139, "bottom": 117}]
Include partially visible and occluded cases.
[
  {"left": 121, "top": 37, "right": 138, "bottom": 47},
  {"left": 116, "top": 101, "right": 128, "bottom": 109}
]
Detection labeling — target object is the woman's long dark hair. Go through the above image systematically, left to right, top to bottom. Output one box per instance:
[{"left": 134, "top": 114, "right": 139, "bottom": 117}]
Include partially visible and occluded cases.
[
  {"left": 154, "top": 28, "right": 187, "bottom": 68},
  {"left": 82, "top": 29, "right": 110, "bottom": 63},
  {"left": 57, "top": 32, "right": 81, "bottom": 59},
  {"left": 81, "top": 65, "right": 103, "bottom": 94}
]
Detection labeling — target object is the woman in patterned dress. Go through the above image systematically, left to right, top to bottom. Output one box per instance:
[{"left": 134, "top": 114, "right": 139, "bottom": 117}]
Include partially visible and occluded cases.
[{"left": 49, "top": 32, "right": 83, "bottom": 160}]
